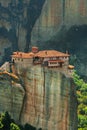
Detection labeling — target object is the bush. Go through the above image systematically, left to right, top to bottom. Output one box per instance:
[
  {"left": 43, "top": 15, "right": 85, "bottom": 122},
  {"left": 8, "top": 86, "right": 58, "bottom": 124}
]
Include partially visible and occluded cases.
[{"left": 73, "top": 71, "right": 87, "bottom": 129}]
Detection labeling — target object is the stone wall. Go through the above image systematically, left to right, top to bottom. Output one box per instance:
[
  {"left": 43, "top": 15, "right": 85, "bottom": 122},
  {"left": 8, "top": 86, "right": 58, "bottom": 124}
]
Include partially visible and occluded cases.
[{"left": 12, "top": 58, "right": 33, "bottom": 74}]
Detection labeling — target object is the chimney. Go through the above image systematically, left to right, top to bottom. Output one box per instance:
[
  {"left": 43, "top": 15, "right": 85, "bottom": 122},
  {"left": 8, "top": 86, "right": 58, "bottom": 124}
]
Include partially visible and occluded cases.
[{"left": 32, "top": 46, "right": 38, "bottom": 53}]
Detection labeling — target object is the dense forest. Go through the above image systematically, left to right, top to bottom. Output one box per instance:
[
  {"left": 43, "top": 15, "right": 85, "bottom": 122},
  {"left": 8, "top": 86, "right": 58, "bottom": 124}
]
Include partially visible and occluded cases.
[{"left": 73, "top": 71, "right": 87, "bottom": 130}]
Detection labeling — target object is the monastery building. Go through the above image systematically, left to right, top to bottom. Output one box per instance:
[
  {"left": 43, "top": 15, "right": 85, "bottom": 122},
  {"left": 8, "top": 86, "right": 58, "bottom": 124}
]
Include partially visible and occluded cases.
[{"left": 11, "top": 47, "right": 74, "bottom": 74}]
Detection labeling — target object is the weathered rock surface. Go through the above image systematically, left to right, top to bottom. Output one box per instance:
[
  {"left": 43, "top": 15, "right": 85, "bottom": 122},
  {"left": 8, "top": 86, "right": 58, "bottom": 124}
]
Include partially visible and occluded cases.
[
  {"left": 31, "top": 0, "right": 87, "bottom": 45},
  {"left": 0, "top": 65, "right": 77, "bottom": 129},
  {"left": 20, "top": 66, "right": 77, "bottom": 130},
  {"left": 0, "top": 76, "right": 25, "bottom": 122}
]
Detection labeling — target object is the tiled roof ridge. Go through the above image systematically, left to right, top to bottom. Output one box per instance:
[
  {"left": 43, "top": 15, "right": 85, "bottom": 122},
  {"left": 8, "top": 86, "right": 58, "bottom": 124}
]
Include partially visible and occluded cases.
[
  {"left": 12, "top": 49, "right": 70, "bottom": 58},
  {"left": 36, "top": 49, "right": 69, "bottom": 53},
  {"left": 34, "top": 50, "right": 70, "bottom": 57},
  {"left": 12, "top": 51, "right": 34, "bottom": 58}
]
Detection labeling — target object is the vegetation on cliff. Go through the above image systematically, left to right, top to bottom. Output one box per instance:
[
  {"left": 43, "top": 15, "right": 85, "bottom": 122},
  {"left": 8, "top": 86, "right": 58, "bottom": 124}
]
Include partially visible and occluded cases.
[
  {"left": 73, "top": 71, "right": 87, "bottom": 130},
  {"left": 0, "top": 112, "right": 42, "bottom": 130},
  {"left": 0, "top": 112, "right": 20, "bottom": 130}
]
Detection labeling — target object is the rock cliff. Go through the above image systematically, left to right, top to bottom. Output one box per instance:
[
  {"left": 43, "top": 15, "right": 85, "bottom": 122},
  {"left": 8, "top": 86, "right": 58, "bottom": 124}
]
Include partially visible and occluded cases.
[
  {"left": 31, "top": 0, "right": 87, "bottom": 45},
  {"left": 0, "top": 66, "right": 77, "bottom": 130},
  {"left": 20, "top": 66, "right": 77, "bottom": 130},
  {"left": 0, "top": 74, "right": 25, "bottom": 122}
]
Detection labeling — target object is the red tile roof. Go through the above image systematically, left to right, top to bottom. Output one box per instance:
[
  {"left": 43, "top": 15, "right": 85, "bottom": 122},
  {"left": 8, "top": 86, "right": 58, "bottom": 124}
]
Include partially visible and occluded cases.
[
  {"left": 11, "top": 49, "right": 69, "bottom": 59},
  {"left": 34, "top": 50, "right": 69, "bottom": 58},
  {"left": 12, "top": 52, "right": 34, "bottom": 59}
]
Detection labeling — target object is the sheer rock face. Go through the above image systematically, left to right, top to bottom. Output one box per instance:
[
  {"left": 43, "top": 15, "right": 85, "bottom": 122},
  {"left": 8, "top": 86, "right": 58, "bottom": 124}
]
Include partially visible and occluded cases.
[
  {"left": 31, "top": 0, "right": 87, "bottom": 45},
  {"left": 0, "top": 66, "right": 77, "bottom": 129},
  {"left": 20, "top": 66, "right": 77, "bottom": 130},
  {"left": 0, "top": 78, "right": 25, "bottom": 122}
]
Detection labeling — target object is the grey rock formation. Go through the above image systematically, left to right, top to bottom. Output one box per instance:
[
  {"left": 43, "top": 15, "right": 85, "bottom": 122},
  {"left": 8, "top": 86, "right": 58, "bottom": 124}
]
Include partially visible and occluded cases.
[
  {"left": 31, "top": 0, "right": 87, "bottom": 45},
  {"left": 0, "top": 64, "right": 77, "bottom": 129},
  {"left": 20, "top": 66, "right": 77, "bottom": 130},
  {"left": 0, "top": 75, "right": 25, "bottom": 122}
]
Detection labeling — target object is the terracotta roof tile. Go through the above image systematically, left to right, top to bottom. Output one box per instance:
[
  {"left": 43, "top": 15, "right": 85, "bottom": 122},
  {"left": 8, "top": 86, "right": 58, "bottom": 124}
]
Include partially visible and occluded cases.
[
  {"left": 12, "top": 50, "right": 69, "bottom": 59},
  {"left": 34, "top": 50, "right": 70, "bottom": 58},
  {"left": 12, "top": 52, "right": 34, "bottom": 59}
]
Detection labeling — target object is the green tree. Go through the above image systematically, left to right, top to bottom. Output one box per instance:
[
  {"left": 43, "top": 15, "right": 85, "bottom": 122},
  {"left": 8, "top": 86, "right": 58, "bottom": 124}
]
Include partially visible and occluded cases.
[
  {"left": 73, "top": 71, "right": 87, "bottom": 129},
  {"left": 0, "top": 121, "right": 4, "bottom": 129},
  {"left": 10, "top": 123, "right": 20, "bottom": 130}
]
